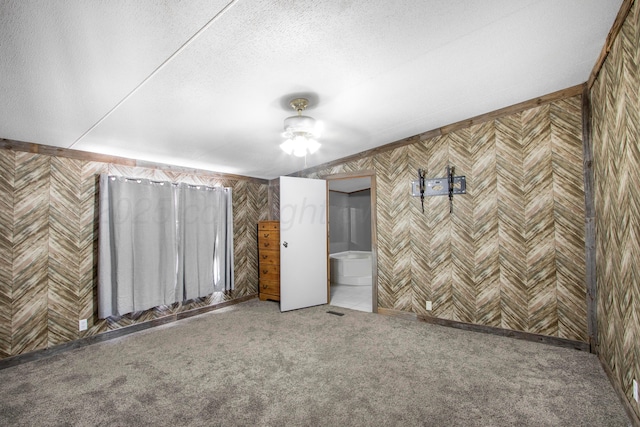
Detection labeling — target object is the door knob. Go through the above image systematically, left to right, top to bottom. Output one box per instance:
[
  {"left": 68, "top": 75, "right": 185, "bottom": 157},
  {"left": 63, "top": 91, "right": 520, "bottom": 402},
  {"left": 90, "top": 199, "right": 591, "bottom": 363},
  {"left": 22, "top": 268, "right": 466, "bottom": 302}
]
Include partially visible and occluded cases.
[{"left": 283, "top": 241, "right": 288, "bottom": 248}]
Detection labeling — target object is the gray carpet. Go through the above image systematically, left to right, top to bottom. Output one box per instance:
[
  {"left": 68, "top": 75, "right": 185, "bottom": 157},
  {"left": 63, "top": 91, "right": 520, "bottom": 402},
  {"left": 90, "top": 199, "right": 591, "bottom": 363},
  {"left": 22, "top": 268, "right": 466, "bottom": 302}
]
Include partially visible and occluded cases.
[{"left": 0, "top": 299, "right": 630, "bottom": 426}]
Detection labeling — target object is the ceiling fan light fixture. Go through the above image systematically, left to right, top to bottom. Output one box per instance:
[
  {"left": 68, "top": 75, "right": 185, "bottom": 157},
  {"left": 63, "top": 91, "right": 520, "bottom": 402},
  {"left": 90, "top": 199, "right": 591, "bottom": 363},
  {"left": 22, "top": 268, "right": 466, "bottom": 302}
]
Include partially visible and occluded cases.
[
  {"left": 280, "top": 97, "right": 321, "bottom": 157},
  {"left": 283, "top": 115, "right": 317, "bottom": 136},
  {"left": 280, "top": 135, "right": 320, "bottom": 157},
  {"left": 279, "top": 138, "right": 295, "bottom": 155},
  {"left": 306, "top": 138, "right": 320, "bottom": 154}
]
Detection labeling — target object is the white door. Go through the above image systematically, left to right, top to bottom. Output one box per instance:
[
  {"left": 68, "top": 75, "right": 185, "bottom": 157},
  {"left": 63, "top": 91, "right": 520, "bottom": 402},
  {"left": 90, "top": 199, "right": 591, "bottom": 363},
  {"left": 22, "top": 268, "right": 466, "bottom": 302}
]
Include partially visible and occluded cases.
[{"left": 279, "top": 176, "right": 328, "bottom": 312}]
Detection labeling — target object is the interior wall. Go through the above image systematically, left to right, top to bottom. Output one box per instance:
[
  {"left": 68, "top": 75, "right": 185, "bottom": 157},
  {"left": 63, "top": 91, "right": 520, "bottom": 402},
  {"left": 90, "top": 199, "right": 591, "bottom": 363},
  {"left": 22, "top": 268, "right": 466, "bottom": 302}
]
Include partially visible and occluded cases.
[
  {"left": 590, "top": 0, "right": 640, "bottom": 419},
  {"left": 281, "top": 94, "right": 587, "bottom": 343},
  {"left": 0, "top": 149, "right": 269, "bottom": 360},
  {"left": 329, "top": 190, "right": 372, "bottom": 254},
  {"left": 349, "top": 190, "right": 372, "bottom": 252},
  {"left": 329, "top": 191, "right": 350, "bottom": 254}
]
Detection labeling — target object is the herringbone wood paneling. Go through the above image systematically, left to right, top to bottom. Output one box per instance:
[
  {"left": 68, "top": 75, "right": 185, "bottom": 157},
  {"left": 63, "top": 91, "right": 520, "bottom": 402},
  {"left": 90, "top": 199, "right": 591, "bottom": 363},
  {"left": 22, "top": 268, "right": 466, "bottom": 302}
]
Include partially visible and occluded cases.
[
  {"left": 591, "top": 1, "right": 640, "bottom": 418},
  {"left": 618, "top": 6, "right": 640, "bottom": 397},
  {"left": 605, "top": 31, "right": 625, "bottom": 389},
  {"left": 593, "top": 41, "right": 618, "bottom": 373},
  {"left": 550, "top": 97, "right": 587, "bottom": 342},
  {"left": 523, "top": 105, "right": 558, "bottom": 337},
  {"left": 496, "top": 113, "right": 528, "bottom": 333},
  {"left": 470, "top": 122, "right": 500, "bottom": 328},
  {"left": 449, "top": 127, "right": 475, "bottom": 324},
  {"left": 426, "top": 136, "right": 453, "bottom": 320},
  {"left": 409, "top": 140, "right": 431, "bottom": 316},
  {"left": 374, "top": 147, "right": 412, "bottom": 310},
  {"left": 0, "top": 150, "right": 14, "bottom": 358},
  {"left": 12, "top": 152, "right": 50, "bottom": 355},
  {"left": 48, "top": 157, "right": 82, "bottom": 346},
  {"left": 232, "top": 179, "right": 263, "bottom": 297},
  {"left": 268, "top": 179, "right": 280, "bottom": 220},
  {"left": 232, "top": 180, "right": 250, "bottom": 296},
  {"left": 251, "top": 180, "right": 269, "bottom": 288}
]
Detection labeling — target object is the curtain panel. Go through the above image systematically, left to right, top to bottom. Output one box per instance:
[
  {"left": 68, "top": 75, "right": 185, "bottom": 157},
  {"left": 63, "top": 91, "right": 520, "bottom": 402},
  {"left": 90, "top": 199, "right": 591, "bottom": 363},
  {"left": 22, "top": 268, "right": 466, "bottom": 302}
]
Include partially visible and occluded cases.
[
  {"left": 98, "top": 175, "right": 233, "bottom": 318},
  {"left": 177, "top": 184, "right": 234, "bottom": 301}
]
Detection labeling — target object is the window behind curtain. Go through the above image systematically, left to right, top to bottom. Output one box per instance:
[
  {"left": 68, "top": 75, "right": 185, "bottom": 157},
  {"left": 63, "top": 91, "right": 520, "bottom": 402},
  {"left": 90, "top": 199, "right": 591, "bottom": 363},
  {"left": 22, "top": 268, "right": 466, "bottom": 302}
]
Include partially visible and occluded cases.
[{"left": 98, "top": 175, "right": 233, "bottom": 318}]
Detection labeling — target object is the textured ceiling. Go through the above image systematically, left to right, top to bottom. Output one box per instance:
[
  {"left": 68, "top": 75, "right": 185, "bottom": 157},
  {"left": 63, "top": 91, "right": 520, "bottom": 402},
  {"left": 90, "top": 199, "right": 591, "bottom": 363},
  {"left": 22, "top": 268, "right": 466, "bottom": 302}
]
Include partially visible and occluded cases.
[{"left": 0, "top": 0, "right": 622, "bottom": 179}]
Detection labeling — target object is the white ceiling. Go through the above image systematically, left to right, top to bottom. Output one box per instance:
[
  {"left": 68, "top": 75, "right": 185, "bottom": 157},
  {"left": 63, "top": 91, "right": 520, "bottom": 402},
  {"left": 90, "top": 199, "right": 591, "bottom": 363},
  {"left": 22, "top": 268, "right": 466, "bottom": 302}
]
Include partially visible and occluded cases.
[{"left": 0, "top": 0, "right": 622, "bottom": 180}]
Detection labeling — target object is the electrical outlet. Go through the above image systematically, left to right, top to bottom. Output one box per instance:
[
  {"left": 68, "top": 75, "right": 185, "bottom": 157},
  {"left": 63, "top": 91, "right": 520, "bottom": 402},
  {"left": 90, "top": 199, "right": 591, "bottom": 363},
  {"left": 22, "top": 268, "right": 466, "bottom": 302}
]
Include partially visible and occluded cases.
[
  {"left": 425, "top": 301, "right": 432, "bottom": 311},
  {"left": 79, "top": 319, "right": 88, "bottom": 331},
  {"left": 634, "top": 379, "right": 639, "bottom": 403}
]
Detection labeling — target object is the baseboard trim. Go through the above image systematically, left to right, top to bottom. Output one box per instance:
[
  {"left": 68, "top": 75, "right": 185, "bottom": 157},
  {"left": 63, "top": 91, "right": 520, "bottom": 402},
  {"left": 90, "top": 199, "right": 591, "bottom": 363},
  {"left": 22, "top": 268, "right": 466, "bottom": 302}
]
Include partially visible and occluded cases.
[
  {"left": 0, "top": 294, "right": 258, "bottom": 370},
  {"left": 377, "top": 307, "right": 418, "bottom": 321},
  {"left": 376, "top": 308, "right": 589, "bottom": 352},
  {"left": 417, "top": 314, "right": 590, "bottom": 352},
  {"left": 599, "top": 354, "right": 640, "bottom": 427}
]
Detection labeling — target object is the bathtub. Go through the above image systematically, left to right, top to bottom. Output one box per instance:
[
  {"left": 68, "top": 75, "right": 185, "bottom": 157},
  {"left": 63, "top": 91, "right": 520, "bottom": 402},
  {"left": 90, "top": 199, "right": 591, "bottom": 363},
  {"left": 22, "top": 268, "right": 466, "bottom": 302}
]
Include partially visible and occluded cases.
[{"left": 329, "top": 251, "right": 372, "bottom": 286}]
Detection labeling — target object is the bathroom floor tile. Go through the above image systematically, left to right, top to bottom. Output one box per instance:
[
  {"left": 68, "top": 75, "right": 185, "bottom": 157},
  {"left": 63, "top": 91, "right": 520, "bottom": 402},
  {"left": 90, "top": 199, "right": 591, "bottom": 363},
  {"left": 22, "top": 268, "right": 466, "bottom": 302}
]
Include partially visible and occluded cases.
[{"left": 330, "top": 284, "right": 372, "bottom": 313}]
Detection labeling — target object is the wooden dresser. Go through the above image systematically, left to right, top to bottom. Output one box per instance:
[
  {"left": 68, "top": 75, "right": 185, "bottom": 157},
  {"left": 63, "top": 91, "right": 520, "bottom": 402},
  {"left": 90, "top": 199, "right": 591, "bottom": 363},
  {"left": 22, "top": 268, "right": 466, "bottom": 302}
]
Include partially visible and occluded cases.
[{"left": 258, "top": 220, "right": 280, "bottom": 301}]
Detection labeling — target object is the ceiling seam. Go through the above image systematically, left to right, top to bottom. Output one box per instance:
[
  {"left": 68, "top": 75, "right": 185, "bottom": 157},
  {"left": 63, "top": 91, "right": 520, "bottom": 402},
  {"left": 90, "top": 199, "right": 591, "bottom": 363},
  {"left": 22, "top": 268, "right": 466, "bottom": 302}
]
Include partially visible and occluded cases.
[{"left": 68, "top": 0, "right": 240, "bottom": 149}]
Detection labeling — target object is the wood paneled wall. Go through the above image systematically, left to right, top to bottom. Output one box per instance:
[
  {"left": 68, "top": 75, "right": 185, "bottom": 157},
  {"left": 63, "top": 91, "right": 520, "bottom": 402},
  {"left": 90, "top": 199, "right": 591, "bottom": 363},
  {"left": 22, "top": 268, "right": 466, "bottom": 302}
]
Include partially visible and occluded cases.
[
  {"left": 591, "top": 0, "right": 640, "bottom": 419},
  {"left": 293, "top": 95, "right": 588, "bottom": 343},
  {"left": 0, "top": 149, "right": 269, "bottom": 360}
]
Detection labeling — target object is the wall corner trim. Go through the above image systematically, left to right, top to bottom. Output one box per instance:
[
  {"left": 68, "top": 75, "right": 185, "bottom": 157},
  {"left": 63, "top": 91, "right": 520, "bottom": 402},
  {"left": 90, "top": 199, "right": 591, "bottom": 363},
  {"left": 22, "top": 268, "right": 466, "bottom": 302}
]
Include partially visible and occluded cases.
[{"left": 582, "top": 86, "right": 598, "bottom": 352}]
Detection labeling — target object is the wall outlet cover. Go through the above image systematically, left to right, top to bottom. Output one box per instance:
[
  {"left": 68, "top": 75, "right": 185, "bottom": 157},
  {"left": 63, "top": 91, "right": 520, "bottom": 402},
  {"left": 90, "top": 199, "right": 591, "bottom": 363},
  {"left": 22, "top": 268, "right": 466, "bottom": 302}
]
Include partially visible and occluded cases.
[
  {"left": 426, "top": 301, "right": 432, "bottom": 311},
  {"left": 79, "top": 319, "right": 88, "bottom": 331}
]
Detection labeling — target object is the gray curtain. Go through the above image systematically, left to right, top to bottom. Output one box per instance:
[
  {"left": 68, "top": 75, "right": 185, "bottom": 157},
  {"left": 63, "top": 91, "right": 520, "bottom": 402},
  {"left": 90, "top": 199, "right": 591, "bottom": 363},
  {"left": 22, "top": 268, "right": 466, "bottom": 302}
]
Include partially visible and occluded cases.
[
  {"left": 98, "top": 175, "right": 234, "bottom": 318},
  {"left": 177, "top": 184, "right": 234, "bottom": 301}
]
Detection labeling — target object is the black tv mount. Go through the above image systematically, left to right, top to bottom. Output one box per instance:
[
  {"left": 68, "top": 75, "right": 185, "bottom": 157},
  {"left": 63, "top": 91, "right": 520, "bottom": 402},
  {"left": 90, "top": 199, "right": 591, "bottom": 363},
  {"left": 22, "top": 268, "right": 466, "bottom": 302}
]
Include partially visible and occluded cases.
[{"left": 411, "top": 166, "right": 466, "bottom": 213}]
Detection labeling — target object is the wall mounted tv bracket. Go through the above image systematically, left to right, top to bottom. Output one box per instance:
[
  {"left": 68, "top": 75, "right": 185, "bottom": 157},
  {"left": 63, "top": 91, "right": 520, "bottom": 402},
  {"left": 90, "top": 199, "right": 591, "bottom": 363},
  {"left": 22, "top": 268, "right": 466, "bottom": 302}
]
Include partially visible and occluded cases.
[{"left": 411, "top": 166, "right": 466, "bottom": 213}]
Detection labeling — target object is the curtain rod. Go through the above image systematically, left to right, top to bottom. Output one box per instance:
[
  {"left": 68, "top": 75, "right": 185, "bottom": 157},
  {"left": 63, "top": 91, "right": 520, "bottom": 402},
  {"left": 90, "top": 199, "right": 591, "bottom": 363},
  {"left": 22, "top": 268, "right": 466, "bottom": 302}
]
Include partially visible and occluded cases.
[{"left": 108, "top": 175, "right": 230, "bottom": 191}]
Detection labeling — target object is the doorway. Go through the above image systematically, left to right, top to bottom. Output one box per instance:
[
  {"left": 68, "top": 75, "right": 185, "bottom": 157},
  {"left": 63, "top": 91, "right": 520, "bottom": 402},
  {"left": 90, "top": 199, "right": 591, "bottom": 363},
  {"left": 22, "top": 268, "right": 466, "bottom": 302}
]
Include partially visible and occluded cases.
[{"left": 326, "top": 172, "right": 377, "bottom": 313}]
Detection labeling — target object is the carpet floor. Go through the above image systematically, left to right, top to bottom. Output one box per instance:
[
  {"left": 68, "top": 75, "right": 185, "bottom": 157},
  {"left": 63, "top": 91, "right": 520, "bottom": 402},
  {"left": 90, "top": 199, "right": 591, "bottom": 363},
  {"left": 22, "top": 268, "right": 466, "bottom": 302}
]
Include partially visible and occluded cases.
[{"left": 0, "top": 299, "right": 630, "bottom": 426}]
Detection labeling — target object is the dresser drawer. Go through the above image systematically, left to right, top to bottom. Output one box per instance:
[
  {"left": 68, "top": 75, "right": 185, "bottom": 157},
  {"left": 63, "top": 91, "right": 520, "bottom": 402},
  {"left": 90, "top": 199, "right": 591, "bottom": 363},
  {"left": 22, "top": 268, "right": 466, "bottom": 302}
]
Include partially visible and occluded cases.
[
  {"left": 258, "top": 221, "right": 279, "bottom": 231},
  {"left": 258, "top": 229, "right": 279, "bottom": 241},
  {"left": 258, "top": 239, "right": 279, "bottom": 250},
  {"left": 258, "top": 250, "right": 279, "bottom": 265},
  {"left": 259, "top": 264, "right": 280, "bottom": 280},
  {"left": 259, "top": 280, "right": 280, "bottom": 296}
]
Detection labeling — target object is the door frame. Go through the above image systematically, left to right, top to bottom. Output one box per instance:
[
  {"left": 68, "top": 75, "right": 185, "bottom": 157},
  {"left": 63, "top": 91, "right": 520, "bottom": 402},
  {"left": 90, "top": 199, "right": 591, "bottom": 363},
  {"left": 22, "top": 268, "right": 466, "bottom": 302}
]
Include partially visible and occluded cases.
[{"left": 324, "top": 170, "right": 378, "bottom": 313}]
